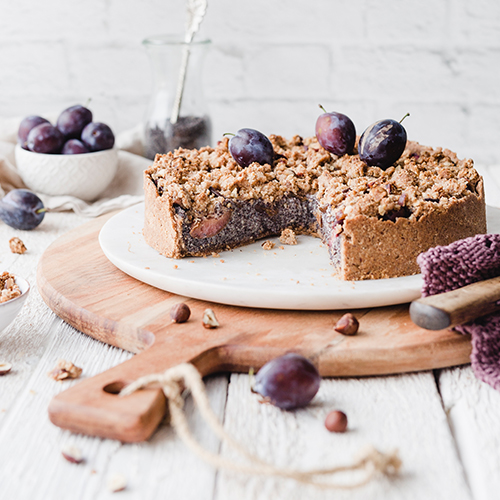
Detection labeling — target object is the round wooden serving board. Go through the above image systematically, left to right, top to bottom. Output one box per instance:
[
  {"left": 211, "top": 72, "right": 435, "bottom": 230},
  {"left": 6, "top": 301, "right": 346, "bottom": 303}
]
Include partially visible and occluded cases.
[{"left": 37, "top": 211, "right": 471, "bottom": 442}]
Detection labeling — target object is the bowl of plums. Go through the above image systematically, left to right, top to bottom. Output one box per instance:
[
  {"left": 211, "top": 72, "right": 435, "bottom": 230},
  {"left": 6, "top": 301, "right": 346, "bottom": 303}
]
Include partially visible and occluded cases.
[{"left": 15, "top": 104, "right": 118, "bottom": 202}]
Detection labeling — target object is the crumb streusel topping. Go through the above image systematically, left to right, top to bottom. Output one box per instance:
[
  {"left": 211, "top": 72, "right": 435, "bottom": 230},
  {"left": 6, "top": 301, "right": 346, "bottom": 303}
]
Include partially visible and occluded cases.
[{"left": 146, "top": 135, "right": 482, "bottom": 221}]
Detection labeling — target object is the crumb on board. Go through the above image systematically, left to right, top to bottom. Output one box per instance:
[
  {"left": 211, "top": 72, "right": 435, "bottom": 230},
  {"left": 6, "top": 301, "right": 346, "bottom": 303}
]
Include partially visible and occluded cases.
[
  {"left": 279, "top": 228, "right": 297, "bottom": 245},
  {"left": 9, "top": 237, "right": 27, "bottom": 254}
]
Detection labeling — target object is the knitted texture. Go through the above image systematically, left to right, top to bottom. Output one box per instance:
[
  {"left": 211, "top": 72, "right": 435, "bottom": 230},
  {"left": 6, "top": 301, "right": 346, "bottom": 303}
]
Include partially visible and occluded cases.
[{"left": 417, "top": 234, "right": 500, "bottom": 390}]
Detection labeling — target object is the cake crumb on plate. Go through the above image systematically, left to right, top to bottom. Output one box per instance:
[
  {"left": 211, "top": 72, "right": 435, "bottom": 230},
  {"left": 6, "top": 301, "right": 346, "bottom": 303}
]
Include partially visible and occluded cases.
[
  {"left": 279, "top": 228, "right": 297, "bottom": 245},
  {"left": 261, "top": 240, "right": 275, "bottom": 250}
]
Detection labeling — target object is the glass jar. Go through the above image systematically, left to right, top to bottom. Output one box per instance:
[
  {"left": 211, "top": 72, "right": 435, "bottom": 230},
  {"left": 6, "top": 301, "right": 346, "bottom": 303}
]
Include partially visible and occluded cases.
[{"left": 143, "top": 35, "right": 212, "bottom": 160}]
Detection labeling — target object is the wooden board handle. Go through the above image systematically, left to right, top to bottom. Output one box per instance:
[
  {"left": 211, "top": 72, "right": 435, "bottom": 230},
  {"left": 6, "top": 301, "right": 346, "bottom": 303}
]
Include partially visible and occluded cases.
[
  {"left": 409, "top": 275, "right": 500, "bottom": 330},
  {"left": 48, "top": 334, "right": 296, "bottom": 442},
  {"left": 48, "top": 335, "right": 223, "bottom": 442}
]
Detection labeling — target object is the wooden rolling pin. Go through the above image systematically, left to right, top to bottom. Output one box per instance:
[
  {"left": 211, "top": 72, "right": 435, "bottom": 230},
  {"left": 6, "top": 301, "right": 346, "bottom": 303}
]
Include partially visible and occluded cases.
[{"left": 410, "top": 275, "right": 500, "bottom": 330}]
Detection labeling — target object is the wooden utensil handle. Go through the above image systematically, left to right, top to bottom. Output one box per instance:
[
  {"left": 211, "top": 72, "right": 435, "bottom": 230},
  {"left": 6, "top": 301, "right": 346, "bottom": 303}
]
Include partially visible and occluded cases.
[{"left": 409, "top": 275, "right": 500, "bottom": 330}]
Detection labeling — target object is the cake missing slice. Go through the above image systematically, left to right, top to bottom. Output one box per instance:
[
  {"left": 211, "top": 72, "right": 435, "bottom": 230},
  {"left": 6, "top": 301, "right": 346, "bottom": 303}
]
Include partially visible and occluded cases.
[{"left": 143, "top": 135, "right": 486, "bottom": 280}]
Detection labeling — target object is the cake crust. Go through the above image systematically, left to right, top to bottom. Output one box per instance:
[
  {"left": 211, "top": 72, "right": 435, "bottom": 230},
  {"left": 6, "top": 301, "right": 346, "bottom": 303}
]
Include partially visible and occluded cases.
[
  {"left": 144, "top": 174, "right": 183, "bottom": 258},
  {"left": 337, "top": 184, "right": 485, "bottom": 280}
]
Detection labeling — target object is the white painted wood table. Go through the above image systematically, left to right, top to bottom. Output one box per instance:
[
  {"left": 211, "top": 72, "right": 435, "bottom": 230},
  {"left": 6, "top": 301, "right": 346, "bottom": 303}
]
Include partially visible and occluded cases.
[{"left": 1, "top": 165, "right": 500, "bottom": 500}]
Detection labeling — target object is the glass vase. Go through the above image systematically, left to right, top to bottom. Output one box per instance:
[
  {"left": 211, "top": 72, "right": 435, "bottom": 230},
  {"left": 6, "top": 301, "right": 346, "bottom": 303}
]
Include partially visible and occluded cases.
[{"left": 143, "top": 35, "right": 212, "bottom": 160}]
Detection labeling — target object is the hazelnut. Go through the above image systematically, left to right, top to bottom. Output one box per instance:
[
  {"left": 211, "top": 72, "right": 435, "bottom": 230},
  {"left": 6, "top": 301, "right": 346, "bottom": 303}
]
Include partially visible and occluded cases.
[
  {"left": 170, "top": 302, "right": 191, "bottom": 323},
  {"left": 202, "top": 308, "right": 219, "bottom": 329},
  {"left": 334, "top": 313, "right": 359, "bottom": 335},
  {"left": 0, "top": 362, "right": 12, "bottom": 375},
  {"left": 325, "top": 410, "right": 348, "bottom": 433},
  {"left": 61, "top": 444, "right": 84, "bottom": 464},
  {"left": 108, "top": 473, "right": 127, "bottom": 492}
]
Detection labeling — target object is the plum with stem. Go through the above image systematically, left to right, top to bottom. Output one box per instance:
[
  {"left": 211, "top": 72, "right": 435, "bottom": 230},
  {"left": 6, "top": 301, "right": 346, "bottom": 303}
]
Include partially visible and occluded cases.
[
  {"left": 315, "top": 106, "right": 356, "bottom": 156},
  {"left": 358, "top": 114, "right": 409, "bottom": 169},
  {"left": 227, "top": 128, "right": 274, "bottom": 169},
  {"left": 0, "top": 189, "right": 46, "bottom": 230}
]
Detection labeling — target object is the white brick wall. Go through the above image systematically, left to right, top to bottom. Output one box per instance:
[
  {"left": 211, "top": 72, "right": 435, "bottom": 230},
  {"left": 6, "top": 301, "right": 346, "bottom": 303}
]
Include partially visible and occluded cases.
[{"left": 1, "top": 0, "right": 500, "bottom": 166}]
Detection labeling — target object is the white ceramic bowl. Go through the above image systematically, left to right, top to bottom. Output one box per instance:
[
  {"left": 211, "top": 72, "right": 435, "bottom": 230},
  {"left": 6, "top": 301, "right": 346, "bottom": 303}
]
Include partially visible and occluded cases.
[
  {"left": 15, "top": 145, "right": 119, "bottom": 202},
  {"left": 0, "top": 275, "right": 30, "bottom": 333}
]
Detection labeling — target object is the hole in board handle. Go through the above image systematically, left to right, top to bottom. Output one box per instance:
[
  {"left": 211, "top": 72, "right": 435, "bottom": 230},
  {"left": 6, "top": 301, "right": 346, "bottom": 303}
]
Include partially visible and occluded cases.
[{"left": 103, "top": 381, "right": 126, "bottom": 395}]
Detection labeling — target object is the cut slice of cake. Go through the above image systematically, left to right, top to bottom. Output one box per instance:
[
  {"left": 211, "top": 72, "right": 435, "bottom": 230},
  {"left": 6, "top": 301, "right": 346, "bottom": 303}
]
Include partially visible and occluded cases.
[{"left": 143, "top": 135, "right": 486, "bottom": 280}]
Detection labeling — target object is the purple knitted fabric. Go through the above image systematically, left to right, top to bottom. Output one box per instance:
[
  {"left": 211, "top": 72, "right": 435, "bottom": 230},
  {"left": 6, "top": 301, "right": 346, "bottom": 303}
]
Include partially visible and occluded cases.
[{"left": 417, "top": 234, "right": 500, "bottom": 391}]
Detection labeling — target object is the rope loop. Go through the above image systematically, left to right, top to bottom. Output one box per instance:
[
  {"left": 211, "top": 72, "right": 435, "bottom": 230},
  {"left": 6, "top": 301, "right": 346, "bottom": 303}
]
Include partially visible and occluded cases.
[{"left": 121, "top": 363, "right": 401, "bottom": 489}]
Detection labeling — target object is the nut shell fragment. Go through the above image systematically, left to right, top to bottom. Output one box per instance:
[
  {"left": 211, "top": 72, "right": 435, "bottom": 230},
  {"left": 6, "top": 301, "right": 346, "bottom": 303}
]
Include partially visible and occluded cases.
[
  {"left": 9, "top": 237, "right": 27, "bottom": 254},
  {"left": 0, "top": 272, "right": 21, "bottom": 303},
  {"left": 202, "top": 308, "right": 219, "bottom": 329},
  {"left": 48, "top": 359, "right": 82, "bottom": 381},
  {"left": 0, "top": 362, "right": 13, "bottom": 375},
  {"left": 61, "top": 444, "right": 84, "bottom": 464},
  {"left": 108, "top": 473, "right": 127, "bottom": 492}
]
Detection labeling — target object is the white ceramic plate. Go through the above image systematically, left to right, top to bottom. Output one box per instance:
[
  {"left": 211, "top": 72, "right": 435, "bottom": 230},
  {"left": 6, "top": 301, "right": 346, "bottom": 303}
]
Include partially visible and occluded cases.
[{"left": 99, "top": 204, "right": 500, "bottom": 310}]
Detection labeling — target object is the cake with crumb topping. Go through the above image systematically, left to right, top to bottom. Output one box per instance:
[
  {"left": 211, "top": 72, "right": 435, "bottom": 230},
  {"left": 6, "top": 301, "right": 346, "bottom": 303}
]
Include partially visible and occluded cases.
[{"left": 143, "top": 135, "right": 486, "bottom": 280}]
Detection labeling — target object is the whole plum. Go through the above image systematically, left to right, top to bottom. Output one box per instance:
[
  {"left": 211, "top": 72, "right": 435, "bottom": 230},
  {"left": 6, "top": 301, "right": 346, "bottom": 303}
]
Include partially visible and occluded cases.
[
  {"left": 57, "top": 105, "right": 93, "bottom": 139},
  {"left": 315, "top": 107, "right": 356, "bottom": 156},
  {"left": 358, "top": 114, "right": 409, "bottom": 169},
  {"left": 18, "top": 116, "right": 50, "bottom": 150},
  {"left": 81, "top": 122, "right": 115, "bottom": 152},
  {"left": 27, "top": 123, "right": 64, "bottom": 154},
  {"left": 228, "top": 128, "right": 274, "bottom": 169},
  {"left": 61, "top": 139, "right": 89, "bottom": 155},
  {"left": 0, "top": 189, "right": 45, "bottom": 230},
  {"left": 252, "top": 353, "right": 321, "bottom": 410}
]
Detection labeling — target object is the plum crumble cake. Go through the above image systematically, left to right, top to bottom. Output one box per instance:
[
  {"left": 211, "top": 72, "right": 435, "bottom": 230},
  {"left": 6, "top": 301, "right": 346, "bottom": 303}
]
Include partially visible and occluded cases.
[{"left": 143, "top": 135, "right": 486, "bottom": 280}]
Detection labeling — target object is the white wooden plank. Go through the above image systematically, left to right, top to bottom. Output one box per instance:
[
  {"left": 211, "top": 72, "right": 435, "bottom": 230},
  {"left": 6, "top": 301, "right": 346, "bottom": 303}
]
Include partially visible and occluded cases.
[
  {"left": 0, "top": 212, "right": 87, "bottom": 419},
  {"left": 0, "top": 318, "right": 227, "bottom": 499},
  {"left": 0, "top": 319, "right": 132, "bottom": 498},
  {"left": 438, "top": 366, "right": 500, "bottom": 500},
  {"left": 214, "top": 372, "right": 472, "bottom": 500},
  {"left": 83, "top": 375, "right": 228, "bottom": 500}
]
